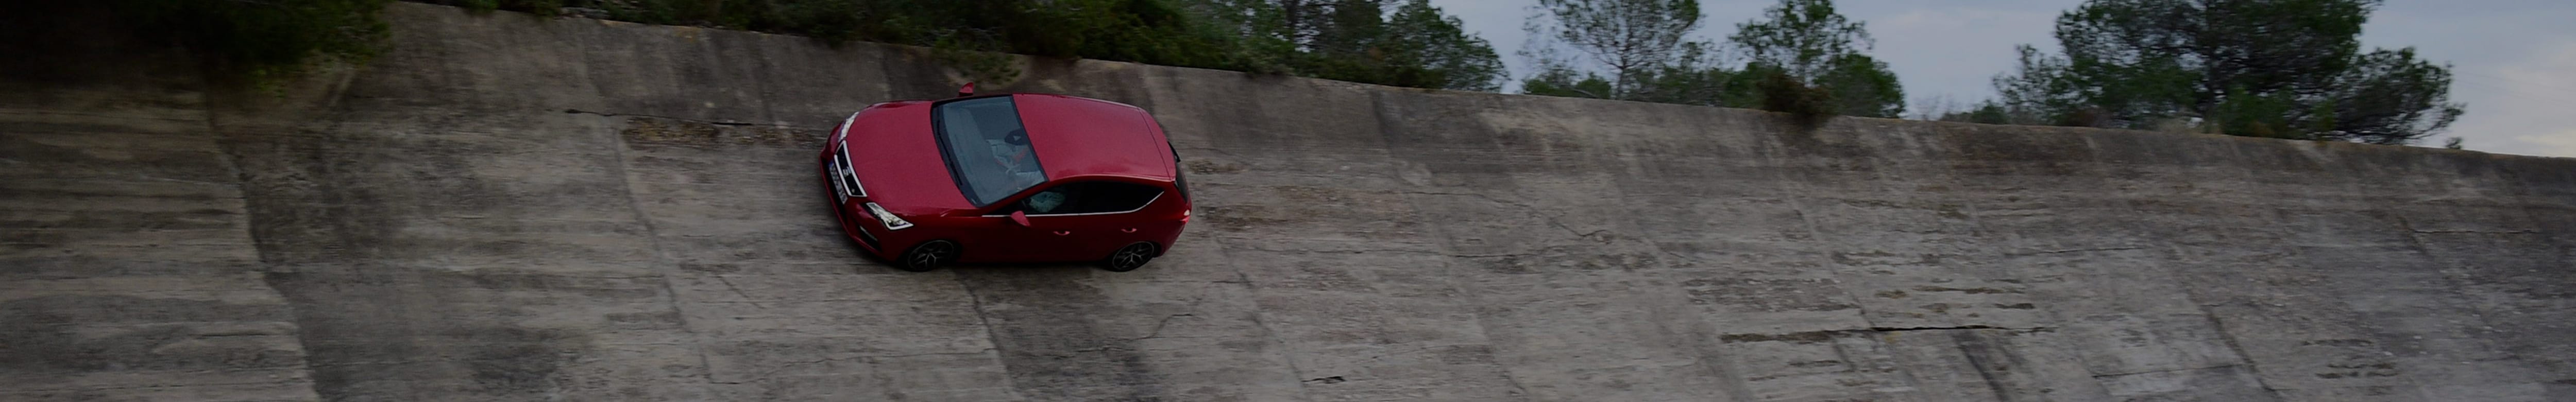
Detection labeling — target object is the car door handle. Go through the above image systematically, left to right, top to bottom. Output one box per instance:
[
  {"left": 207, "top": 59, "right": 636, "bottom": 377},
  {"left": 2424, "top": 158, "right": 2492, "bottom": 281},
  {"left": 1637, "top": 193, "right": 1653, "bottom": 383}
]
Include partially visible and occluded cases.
[
  {"left": 1120, "top": 228, "right": 1138, "bottom": 233},
  {"left": 1053, "top": 231, "right": 1072, "bottom": 236}
]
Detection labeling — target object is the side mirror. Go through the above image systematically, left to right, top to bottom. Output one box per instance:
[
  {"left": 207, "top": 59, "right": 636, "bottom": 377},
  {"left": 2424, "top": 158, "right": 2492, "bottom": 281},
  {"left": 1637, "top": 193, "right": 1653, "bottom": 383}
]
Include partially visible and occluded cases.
[
  {"left": 956, "top": 82, "right": 976, "bottom": 98},
  {"left": 1008, "top": 210, "right": 1031, "bottom": 227}
]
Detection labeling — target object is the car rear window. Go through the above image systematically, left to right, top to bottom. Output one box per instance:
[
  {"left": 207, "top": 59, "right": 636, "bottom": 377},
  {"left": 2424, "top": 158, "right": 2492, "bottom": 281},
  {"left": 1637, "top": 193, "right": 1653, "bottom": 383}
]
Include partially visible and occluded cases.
[{"left": 933, "top": 96, "right": 1046, "bottom": 206}]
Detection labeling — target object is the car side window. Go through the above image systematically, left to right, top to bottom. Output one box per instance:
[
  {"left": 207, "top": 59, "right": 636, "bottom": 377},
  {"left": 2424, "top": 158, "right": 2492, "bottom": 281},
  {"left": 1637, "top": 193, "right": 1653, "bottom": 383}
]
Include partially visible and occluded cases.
[{"left": 1016, "top": 181, "right": 1163, "bottom": 215}]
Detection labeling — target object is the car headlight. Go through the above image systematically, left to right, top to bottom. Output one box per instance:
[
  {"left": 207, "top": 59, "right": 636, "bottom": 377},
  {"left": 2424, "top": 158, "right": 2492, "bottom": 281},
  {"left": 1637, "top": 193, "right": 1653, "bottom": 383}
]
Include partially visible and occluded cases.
[{"left": 863, "top": 202, "right": 912, "bottom": 230}]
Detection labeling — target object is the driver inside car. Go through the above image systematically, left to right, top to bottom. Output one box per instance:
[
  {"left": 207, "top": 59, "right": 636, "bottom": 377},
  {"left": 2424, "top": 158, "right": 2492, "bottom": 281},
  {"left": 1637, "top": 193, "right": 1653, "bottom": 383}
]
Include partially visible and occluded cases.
[
  {"left": 989, "top": 128, "right": 1044, "bottom": 190},
  {"left": 1024, "top": 188, "right": 1066, "bottom": 214}
]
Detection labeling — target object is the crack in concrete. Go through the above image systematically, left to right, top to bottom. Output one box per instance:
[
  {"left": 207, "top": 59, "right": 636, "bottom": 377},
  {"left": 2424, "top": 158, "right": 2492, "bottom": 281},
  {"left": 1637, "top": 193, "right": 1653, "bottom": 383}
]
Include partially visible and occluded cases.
[
  {"left": 592, "top": 108, "right": 725, "bottom": 390},
  {"left": 562, "top": 109, "right": 773, "bottom": 127},
  {"left": 1397, "top": 189, "right": 1620, "bottom": 243},
  {"left": 2410, "top": 229, "right": 2541, "bottom": 234},
  {"left": 1205, "top": 238, "right": 1313, "bottom": 397},
  {"left": 2029, "top": 246, "right": 2149, "bottom": 255},
  {"left": 949, "top": 272, "right": 1032, "bottom": 398},
  {"left": 710, "top": 275, "right": 768, "bottom": 309},
  {"left": 1136, "top": 313, "right": 1195, "bottom": 341},
  {"left": 1722, "top": 325, "right": 2061, "bottom": 344},
  {"left": 1865, "top": 325, "right": 2052, "bottom": 333},
  {"left": 1360, "top": 344, "right": 1474, "bottom": 362},
  {"left": 752, "top": 349, "right": 1002, "bottom": 380},
  {"left": 2090, "top": 364, "right": 2247, "bottom": 378},
  {"left": 20, "top": 379, "right": 318, "bottom": 392}
]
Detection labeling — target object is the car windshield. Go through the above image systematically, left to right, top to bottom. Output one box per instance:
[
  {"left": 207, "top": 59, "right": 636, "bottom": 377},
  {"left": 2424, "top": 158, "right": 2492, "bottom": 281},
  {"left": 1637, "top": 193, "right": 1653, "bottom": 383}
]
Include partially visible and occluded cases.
[{"left": 933, "top": 96, "right": 1046, "bottom": 206}]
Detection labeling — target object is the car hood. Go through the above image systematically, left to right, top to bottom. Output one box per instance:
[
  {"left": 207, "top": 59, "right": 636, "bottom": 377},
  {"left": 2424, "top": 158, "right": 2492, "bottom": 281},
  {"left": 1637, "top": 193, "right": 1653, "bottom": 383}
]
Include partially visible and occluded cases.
[{"left": 840, "top": 101, "right": 976, "bottom": 215}]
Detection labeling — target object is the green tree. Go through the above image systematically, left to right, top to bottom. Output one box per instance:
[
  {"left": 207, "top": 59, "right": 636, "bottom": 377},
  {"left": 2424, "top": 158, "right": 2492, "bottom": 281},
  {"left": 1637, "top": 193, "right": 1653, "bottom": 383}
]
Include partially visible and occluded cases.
[
  {"left": 581, "top": 0, "right": 1247, "bottom": 82},
  {"left": 1188, "top": 0, "right": 1306, "bottom": 73},
  {"left": 1195, "top": 0, "right": 1504, "bottom": 90},
  {"left": 1201, "top": 0, "right": 1365, "bottom": 76},
  {"left": 1380, "top": 0, "right": 1507, "bottom": 91},
  {"left": 1520, "top": 0, "right": 1897, "bottom": 119},
  {"left": 1522, "top": 0, "right": 1711, "bottom": 98},
  {"left": 1727, "top": 0, "right": 1903, "bottom": 117},
  {"left": 1728, "top": 0, "right": 1858, "bottom": 80},
  {"left": 1991, "top": 0, "right": 2463, "bottom": 144},
  {"left": 1623, "top": 43, "right": 1739, "bottom": 106},
  {"left": 1991, "top": 44, "right": 2088, "bottom": 126},
  {"left": 2322, "top": 47, "right": 2463, "bottom": 144},
  {"left": 1815, "top": 54, "right": 1901, "bottom": 117},
  {"left": 1521, "top": 67, "right": 1616, "bottom": 99},
  {"left": 1957, "top": 102, "right": 2016, "bottom": 125}
]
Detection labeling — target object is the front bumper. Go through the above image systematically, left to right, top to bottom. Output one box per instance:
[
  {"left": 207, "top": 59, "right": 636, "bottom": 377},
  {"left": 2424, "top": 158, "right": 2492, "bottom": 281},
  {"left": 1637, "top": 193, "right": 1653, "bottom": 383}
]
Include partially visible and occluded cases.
[{"left": 820, "top": 149, "right": 890, "bottom": 257}]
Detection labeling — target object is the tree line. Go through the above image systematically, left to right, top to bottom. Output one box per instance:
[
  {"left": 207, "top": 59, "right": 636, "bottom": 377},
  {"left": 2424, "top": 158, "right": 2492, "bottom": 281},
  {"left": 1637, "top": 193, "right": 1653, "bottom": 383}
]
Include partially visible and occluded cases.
[
  {"left": 43, "top": 0, "right": 2459, "bottom": 146},
  {"left": 49, "top": 0, "right": 1510, "bottom": 92},
  {"left": 521, "top": 0, "right": 1513, "bottom": 91},
  {"left": 1519, "top": 0, "right": 1905, "bottom": 120},
  {"left": 1519, "top": 0, "right": 2461, "bottom": 147},
  {"left": 1963, "top": 0, "right": 2462, "bottom": 146}
]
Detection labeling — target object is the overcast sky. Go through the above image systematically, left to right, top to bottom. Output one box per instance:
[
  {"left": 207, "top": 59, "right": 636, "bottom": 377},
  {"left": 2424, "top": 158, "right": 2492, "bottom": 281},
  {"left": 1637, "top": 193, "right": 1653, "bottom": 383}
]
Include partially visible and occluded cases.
[{"left": 1423, "top": 0, "right": 2576, "bottom": 158}]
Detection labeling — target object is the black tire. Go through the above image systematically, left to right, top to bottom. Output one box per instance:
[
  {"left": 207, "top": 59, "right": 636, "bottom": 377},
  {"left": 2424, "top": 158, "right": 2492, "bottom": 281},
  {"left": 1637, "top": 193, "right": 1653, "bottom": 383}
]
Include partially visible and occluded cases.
[
  {"left": 896, "top": 240, "right": 957, "bottom": 272},
  {"left": 1102, "top": 242, "right": 1158, "bottom": 272}
]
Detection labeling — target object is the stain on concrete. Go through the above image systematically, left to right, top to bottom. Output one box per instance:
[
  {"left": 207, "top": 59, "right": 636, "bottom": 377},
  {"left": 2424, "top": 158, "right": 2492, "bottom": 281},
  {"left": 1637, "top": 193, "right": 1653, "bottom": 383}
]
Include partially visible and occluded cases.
[
  {"left": 616, "top": 116, "right": 823, "bottom": 148},
  {"left": 951, "top": 268, "right": 1168, "bottom": 401},
  {"left": 261, "top": 270, "right": 605, "bottom": 400},
  {"left": 1681, "top": 277, "right": 1862, "bottom": 311},
  {"left": 1, "top": 296, "right": 302, "bottom": 373}
]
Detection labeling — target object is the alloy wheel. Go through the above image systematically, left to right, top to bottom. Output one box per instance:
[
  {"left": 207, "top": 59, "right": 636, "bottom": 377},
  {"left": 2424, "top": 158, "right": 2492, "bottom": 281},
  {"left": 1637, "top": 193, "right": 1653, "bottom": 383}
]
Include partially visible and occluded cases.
[
  {"left": 899, "top": 240, "right": 955, "bottom": 272},
  {"left": 1104, "top": 242, "right": 1156, "bottom": 272}
]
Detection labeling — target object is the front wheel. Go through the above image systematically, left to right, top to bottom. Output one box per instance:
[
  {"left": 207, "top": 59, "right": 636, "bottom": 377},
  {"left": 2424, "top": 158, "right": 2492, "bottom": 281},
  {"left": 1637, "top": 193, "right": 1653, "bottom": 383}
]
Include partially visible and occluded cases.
[
  {"left": 896, "top": 240, "right": 957, "bottom": 272},
  {"left": 1102, "top": 242, "right": 1158, "bottom": 272}
]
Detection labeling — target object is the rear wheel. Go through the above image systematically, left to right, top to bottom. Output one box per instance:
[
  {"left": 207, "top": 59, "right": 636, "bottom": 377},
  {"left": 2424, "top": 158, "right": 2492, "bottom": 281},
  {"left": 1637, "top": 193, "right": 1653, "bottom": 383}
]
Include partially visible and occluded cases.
[
  {"left": 896, "top": 240, "right": 957, "bottom": 272},
  {"left": 1102, "top": 242, "right": 1158, "bottom": 272}
]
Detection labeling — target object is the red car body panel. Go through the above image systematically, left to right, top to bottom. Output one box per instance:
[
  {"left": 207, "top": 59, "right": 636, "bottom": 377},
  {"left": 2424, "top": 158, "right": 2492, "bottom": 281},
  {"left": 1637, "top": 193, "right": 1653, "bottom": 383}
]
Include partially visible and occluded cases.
[
  {"left": 821, "top": 93, "right": 1190, "bottom": 265},
  {"left": 1014, "top": 94, "right": 1179, "bottom": 182}
]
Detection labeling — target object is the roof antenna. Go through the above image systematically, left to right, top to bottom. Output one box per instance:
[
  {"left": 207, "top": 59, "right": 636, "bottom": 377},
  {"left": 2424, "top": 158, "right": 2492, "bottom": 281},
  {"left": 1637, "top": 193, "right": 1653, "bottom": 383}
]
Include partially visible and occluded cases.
[{"left": 956, "top": 82, "right": 976, "bottom": 98}]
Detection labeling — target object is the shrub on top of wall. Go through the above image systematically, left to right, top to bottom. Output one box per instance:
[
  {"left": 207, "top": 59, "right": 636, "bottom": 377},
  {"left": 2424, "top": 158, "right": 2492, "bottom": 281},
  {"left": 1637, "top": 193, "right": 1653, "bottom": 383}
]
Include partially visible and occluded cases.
[{"left": 35, "top": 0, "right": 395, "bottom": 85}]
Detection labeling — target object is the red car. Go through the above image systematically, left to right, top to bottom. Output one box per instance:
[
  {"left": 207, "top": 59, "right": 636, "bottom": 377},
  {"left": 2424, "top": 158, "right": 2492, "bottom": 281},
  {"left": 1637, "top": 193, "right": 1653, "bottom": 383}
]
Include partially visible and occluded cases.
[{"left": 820, "top": 87, "right": 1191, "bottom": 272}]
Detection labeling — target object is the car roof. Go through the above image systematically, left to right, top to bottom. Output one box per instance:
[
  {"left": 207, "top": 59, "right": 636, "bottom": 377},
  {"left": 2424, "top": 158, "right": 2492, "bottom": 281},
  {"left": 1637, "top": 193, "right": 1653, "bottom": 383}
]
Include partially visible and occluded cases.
[{"left": 1009, "top": 94, "right": 1178, "bottom": 182}]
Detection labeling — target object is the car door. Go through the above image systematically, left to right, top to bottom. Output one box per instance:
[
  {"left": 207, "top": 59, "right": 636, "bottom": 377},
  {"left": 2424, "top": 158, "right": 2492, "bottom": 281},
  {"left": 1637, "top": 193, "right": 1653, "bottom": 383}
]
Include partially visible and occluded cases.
[{"left": 992, "top": 180, "right": 1168, "bottom": 261}]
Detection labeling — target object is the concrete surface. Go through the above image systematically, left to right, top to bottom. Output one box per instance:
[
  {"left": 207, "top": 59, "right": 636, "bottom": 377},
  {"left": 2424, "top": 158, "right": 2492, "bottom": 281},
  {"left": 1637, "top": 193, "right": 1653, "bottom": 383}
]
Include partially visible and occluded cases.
[{"left": 3, "top": 3, "right": 2572, "bottom": 400}]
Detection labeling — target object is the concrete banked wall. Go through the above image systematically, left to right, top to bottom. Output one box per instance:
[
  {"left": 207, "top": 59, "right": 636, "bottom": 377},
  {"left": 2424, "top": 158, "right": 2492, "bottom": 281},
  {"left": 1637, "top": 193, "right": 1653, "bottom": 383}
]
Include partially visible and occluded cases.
[{"left": 6, "top": 3, "right": 2573, "bottom": 401}]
